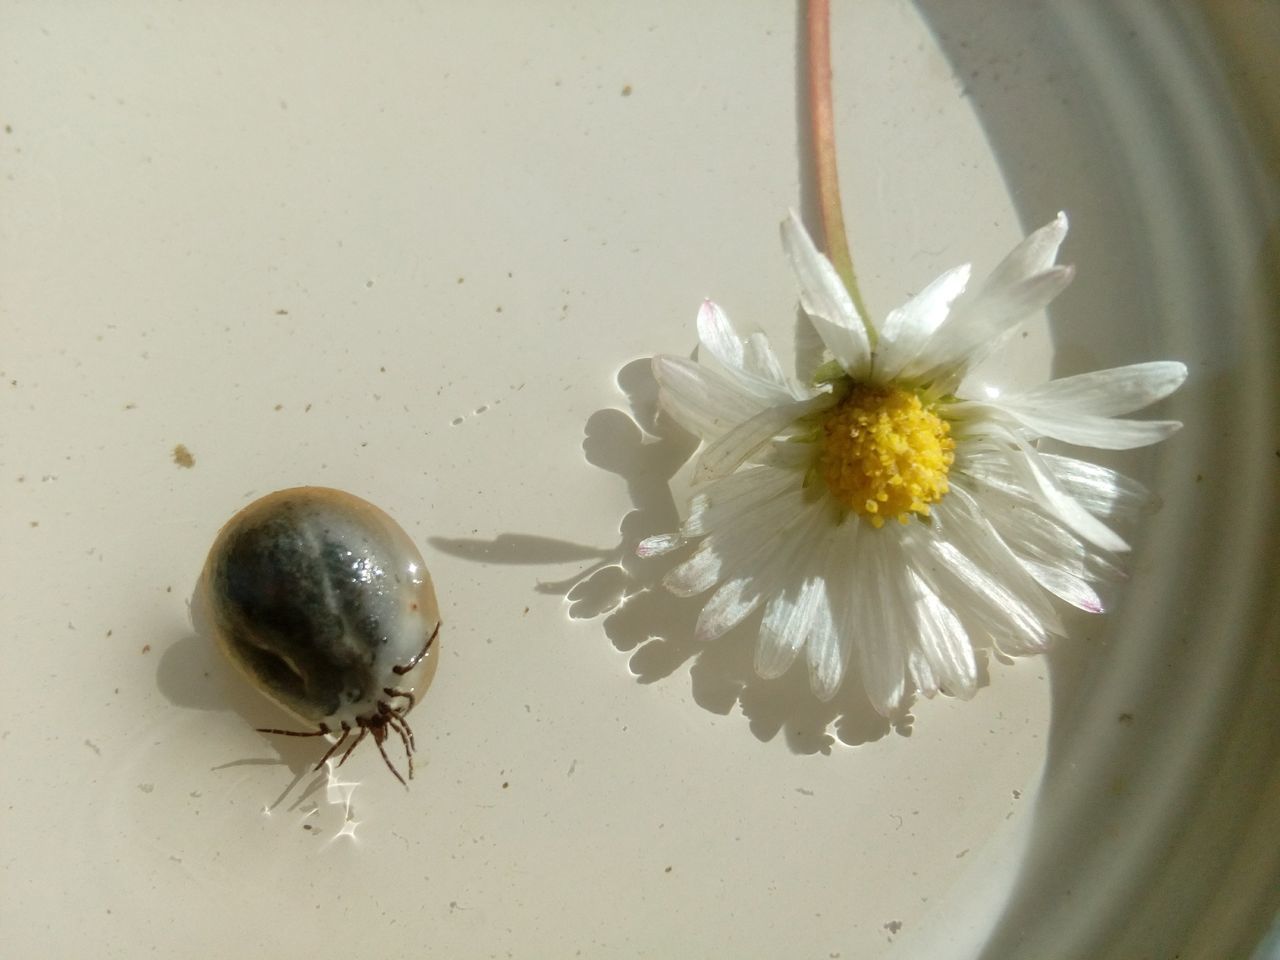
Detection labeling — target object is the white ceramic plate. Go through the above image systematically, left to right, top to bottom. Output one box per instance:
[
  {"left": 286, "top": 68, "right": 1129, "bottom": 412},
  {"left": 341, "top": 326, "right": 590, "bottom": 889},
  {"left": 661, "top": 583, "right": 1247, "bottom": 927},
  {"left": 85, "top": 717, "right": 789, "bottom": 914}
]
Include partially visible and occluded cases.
[{"left": 2, "top": 3, "right": 1276, "bottom": 957}]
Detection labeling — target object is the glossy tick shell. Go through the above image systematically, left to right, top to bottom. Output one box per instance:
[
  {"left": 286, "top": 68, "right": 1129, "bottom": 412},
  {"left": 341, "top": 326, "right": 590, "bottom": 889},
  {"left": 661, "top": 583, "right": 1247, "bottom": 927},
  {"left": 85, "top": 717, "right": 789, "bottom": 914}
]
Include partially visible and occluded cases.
[{"left": 195, "top": 487, "right": 440, "bottom": 782}]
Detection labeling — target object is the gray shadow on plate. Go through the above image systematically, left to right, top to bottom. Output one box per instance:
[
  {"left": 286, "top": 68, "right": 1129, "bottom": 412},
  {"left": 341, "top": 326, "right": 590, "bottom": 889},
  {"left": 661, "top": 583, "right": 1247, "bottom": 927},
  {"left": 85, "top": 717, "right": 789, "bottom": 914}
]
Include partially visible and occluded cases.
[
  {"left": 912, "top": 3, "right": 1280, "bottom": 958},
  {"left": 431, "top": 358, "right": 913, "bottom": 754}
]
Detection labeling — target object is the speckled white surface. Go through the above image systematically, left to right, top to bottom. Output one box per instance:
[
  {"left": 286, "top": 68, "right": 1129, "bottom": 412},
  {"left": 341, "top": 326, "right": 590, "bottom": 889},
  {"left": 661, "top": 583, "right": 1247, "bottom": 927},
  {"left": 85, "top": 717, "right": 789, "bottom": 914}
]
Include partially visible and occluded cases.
[{"left": 1, "top": 3, "right": 1276, "bottom": 958}]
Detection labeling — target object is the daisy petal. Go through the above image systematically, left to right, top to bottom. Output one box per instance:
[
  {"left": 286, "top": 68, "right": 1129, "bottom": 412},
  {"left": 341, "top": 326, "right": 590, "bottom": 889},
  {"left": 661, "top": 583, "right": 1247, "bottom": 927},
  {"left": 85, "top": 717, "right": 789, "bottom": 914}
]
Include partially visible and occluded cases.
[
  {"left": 780, "top": 211, "right": 871, "bottom": 378},
  {"left": 982, "top": 211, "right": 1069, "bottom": 292},
  {"left": 873, "top": 264, "right": 971, "bottom": 383},
  {"left": 916, "top": 265, "right": 1075, "bottom": 379},
  {"left": 976, "top": 265, "right": 1075, "bottom": 322},
  {"left": 909, "top": 271, "right": 1075, "bottom": 388},
  {"left": 695, "top": 300, "right": 745, "bottom": 371},
  {"left": 691, "top": 303, "right": 797, "bottom": 404},
  {"left": 793, "top": 312, "right": 827, "bottom": 382},
  {"left": 744, "top": 332, "right": 791, "bottom": 390},
  {"left": 652, "top": 354, "right": 766, "bottom": 440},
  {"left": 1002, "top": 361, "right": 1188, "bottom": 416},
  {"left": 693, "top": 396, "right": 823, "bottom": 484},
  {"left": 994, "top": 408, "right": 1183, "bottom": 450},
  {"left": 998, "top": 433, "right": 1130, "bottom": 552},
  {"left": 760, "top": 439, "right": 814, "bottom": 471},
  {"left": 959, "top": 447, "right": 1155, "bottom": 522},
  {"left": 1039, "top": 453, "right": 1156, "bottom": 519},
  {"left": 682, "top": 466, "right": 797, "bottom": 538},
  {"left": 951, "top": 477, "right": 1103, "bottom": 582},
  {"left": 665, "top": 487, "right": 806, "bottom": 596},
  {"left": 938, "top": 488, "right": 1067, "bottom": 635},
  {"left": 909, "top": 491, "right": 1065, "bottom": 653},
  {"left": 755, "top": 509, "right": 836, "bottom": 679},
  {"left": 695, "top": 512, "right": 823, "bottom": 642},
  {"left": 905, "top": 525, "right": 1056, "bottom": 656},
  {"left": 811, "top": 526, "right": 858, "bottom": 701},
  {"left": 853, "top": 527, "right": 909, "bottom": 714},
  {"left": 636, "top": 534, "right": 683, "bottom": 558},
  {"left": 663, "top": 542, "right": 724, "bottom": 597},
  {"left": 1020, "top": 559, "right": 1104, "bottom": 613},
  {"left": 909, "top": 571, "right": 978, "bottom": 699},
  {"left": 695, "top": 577, "right": 763, "bottom": 642},
  {"left": 756, "top": 581, "right": 818, "bottom": 678},
  {"left": 797, "top": 599, "right": 839, "bottom": 690},
  {"left": 907, "top": 648, "right": 940, "bottom": 700}
]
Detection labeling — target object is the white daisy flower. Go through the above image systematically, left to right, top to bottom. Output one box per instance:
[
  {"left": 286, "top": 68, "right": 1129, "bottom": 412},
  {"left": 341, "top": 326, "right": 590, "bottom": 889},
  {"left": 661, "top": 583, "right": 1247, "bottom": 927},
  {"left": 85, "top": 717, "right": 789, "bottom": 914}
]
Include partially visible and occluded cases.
[{"left": 641, "top": 211, "right": 1186, "bottom": 714}]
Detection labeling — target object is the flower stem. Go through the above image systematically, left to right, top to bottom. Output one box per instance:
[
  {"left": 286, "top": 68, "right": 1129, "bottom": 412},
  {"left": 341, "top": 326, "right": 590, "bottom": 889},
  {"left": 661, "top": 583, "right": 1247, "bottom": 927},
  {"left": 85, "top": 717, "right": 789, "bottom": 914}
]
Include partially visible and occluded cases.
[{"left": 807, "top": 0, "right": 873, "bottom": 330}]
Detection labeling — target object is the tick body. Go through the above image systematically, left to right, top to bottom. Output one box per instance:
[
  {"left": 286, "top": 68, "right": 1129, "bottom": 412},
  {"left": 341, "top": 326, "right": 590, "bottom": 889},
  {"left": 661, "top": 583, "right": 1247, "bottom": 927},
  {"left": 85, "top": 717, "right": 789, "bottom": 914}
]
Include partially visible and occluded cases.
[{"left": 196, "top": 487, "right": 440, "bottom": 785}]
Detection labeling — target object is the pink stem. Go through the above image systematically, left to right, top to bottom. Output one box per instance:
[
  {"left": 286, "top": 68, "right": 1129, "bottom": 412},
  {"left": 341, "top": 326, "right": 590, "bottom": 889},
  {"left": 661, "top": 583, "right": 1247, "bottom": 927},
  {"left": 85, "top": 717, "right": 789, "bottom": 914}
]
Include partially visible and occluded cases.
[{"left": 807, "top": 0, "right": 872, "bottom": 327}]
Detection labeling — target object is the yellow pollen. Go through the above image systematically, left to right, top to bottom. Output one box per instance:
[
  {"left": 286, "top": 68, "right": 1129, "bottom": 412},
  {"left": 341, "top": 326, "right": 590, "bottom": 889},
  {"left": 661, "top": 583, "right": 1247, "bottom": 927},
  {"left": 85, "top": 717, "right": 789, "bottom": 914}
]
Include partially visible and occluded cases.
[{"left": 820, "top": 383, "right": 955, "bottom": 527}]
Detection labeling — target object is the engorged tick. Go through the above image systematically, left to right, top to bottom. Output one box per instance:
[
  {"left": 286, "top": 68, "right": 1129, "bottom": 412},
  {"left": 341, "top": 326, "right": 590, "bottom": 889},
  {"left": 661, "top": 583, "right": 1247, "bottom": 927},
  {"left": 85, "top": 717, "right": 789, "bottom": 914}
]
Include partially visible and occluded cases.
[{"left": 194, "top": 487, "right": 441, "bottom": 786}]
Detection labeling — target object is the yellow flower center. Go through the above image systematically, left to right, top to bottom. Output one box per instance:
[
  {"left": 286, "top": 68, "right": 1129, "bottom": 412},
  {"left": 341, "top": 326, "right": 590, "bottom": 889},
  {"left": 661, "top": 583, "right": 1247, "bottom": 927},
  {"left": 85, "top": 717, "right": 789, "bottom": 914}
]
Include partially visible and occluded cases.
[{"left": 819, "top": 383, "right": 955, "bottom": 527}]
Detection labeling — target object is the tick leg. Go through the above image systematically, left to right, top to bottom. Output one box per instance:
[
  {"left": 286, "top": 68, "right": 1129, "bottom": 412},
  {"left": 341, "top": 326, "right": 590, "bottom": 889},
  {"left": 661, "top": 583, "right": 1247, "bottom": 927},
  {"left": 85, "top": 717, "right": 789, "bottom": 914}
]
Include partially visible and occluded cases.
[
  {"left": 392, "top": 620, "right": 440, "bottom": 676},
  {"left": 383, "top": 687, "right": 415, "bottom": 712},
  {"left": 379, "top": 701, "right": 416, "bottom": 755},
  {"left": 372, "top": 707, "right": 414, "bottom": 782},
  {"left": 386, "top": 710, "right": 417, "bottom": 754},
  {"left": 384, "top": 713, "right": 415, "bottom": 777},
  {"left": 313, "top": 722, "right": 351, "bottom": 771},
  {"left": 257, "top": 723, "right": 329, "bottom": 738},
  {"left": 337, "top": 725, "right": 368, "bottom": 767},
  {"left": 372, "top": 726, "right": 408, "bottom": 787}
]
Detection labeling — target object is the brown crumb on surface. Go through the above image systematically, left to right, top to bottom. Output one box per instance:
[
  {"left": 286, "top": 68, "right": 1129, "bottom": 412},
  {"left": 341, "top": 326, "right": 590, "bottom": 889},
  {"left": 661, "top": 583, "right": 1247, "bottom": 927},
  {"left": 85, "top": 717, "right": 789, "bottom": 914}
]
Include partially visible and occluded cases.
[
  {"left": 621, "top": 84, "right": 632, "bottom": 96},
  {"left": 275, "top": 308, "right": 288, "bottom": 315},
  {"left": 172, "top": 444, "right": 195, "bottom": 468},
  {"left": 141, "top": 644, "right": 151, "bottom": 654},
  {"left": 1119, "top": 712, "right": 1135, "bottom": 724},
  {"left": 502, "top": 781, "right": 509, "bottom": 789},
  {"left": 664, "top": 865, "right": 672, "bottom": 873}
]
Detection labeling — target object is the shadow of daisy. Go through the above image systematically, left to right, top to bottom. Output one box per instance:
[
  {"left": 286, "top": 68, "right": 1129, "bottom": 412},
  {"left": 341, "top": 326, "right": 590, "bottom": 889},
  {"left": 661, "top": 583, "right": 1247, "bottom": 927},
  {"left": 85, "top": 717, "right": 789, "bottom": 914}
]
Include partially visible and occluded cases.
[{"left": 431, "top": 358, "right": 915, "bottom": 753}]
